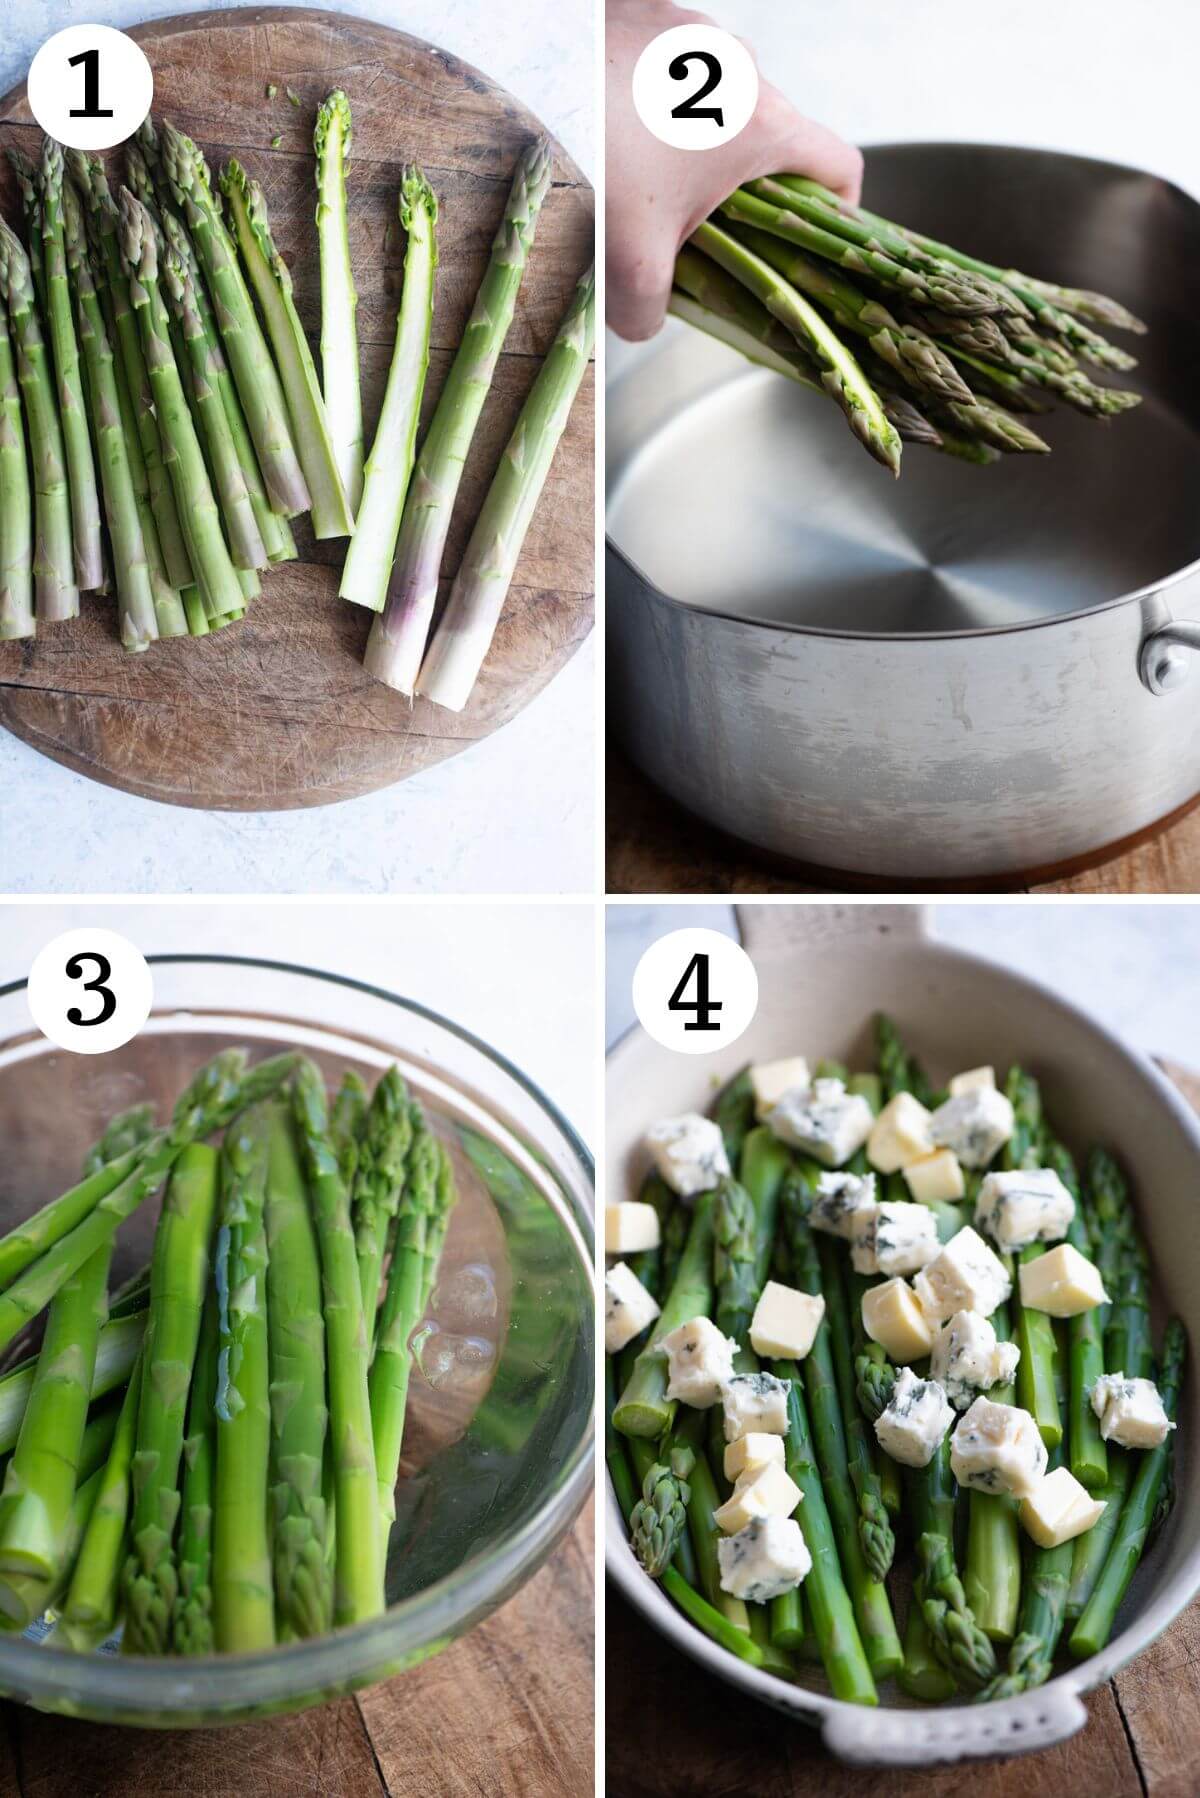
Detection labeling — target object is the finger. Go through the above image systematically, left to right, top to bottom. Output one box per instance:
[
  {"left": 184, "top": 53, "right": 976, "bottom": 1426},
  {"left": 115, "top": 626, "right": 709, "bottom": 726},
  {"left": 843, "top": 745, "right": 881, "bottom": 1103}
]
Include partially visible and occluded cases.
[
  {"left": 772, "top": 118, "right": 864, "bottom": 204},
  {"left": 605, "top": 210, "right": 676, "bottom": 342}
]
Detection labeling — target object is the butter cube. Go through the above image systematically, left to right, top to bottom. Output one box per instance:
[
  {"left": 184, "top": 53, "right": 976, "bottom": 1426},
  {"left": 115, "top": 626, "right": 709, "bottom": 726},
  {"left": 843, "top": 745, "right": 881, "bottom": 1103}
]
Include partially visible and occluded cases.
[
  {"left": 750, "top": 1057, "right": 810, "bottom": 1120},
  {"left": 948, "top": 1066, "right": 995, "bottom": 1096},
  {"left": 867, "top": 1092, "right": 934, "bottom": 1174},
  {"left": 903, "top": 1149, "right": 965, "bottom": 1204},
  {"left": 605, "top": 1203, "right": 661, "bottom": 1256},
  {"left": 914, "top": 1226, "right": 1012, "bottom": 1324},
  {"left": 1018, "top": 1243, "right": 1107, "bottom": 1317},
  {"left": 604, "top": 1261, "right": 660, "bottom": 1355},
  {"left": 861, "top": 1277, "right": 935, "bottom": 1364},
  {"left": 750, "top": 1281, "right": 825, "bottom": 1360},
  {"left": 661, "top": 1316, "right": 737, "bottom": 1407},
  {"left": 722, "top": 1371, "right": 790, "bottom": 1441},
  {"left": 1090, "top": 1373, "right": 1175, "bottom": 1450},
  {"left": 724, "top": 1432, "right": 787, "bottom": 1483},
  {"left": 713, "top": 1459, "right": 802, "bottom": 1533},
  {"left": 1020, "top": 1466, "right": 1107, "bottom": 1548},
  {"left": 718, "top": 1516, "right": 811, "bottom": 1603}
]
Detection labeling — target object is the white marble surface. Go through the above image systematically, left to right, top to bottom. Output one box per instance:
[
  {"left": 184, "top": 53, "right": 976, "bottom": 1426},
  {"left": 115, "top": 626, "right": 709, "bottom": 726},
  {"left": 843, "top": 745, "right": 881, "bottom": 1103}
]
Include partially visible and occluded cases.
[
  {"left": 0, "top": 0, "right": 594, "bottom": 896},
  {"left": 3, "top": 898, "right": 596, "bottom": 1143},
  {"left": 606, "top": 903, "right": 1200, "bottom": 1075}
]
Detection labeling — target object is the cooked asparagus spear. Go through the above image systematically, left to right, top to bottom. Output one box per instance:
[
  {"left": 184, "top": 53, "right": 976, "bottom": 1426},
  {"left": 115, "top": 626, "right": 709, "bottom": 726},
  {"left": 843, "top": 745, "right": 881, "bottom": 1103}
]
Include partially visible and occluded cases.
[
  {"left": 314, "top": 91, "right": 363, "bottom": 513},
  {"left": 40, "top": 139, "right": 103, "bottom": 592},
  {"left": 363, "top": 139, "right": 551, "bottom": 690},
  {"left": 220, "top": 161, "right": 353, "bottom": 539},
  {"left": 417, "top": 262, "right": 595, "bottom": 711},
  {"left": 352, "top": 1067, "right": 412, "bottom": 1352},
  {"left": 1005, "top": 1068, "right": 1061, "bottom": 1447},
  {"left": 330, "top": 1070, "right": 369, "bottom": 1186},
  {"left": 1046, "top": 1140, "right": 1108, "bottom": 1490},
  {"left": 122, "top": 1143, "right": 219, "bottom": 1653},
  {"left": 613, "top": 1188, "right": 716, "bottom": 1439},
  {"left": 817, "top": 1234, "right": 895, "bottom": 1583},
  {"left": 172, "top": 1286, "right": 218, "bottom": 1652},
  {"left": 59, "top": 1353, "right": 144, "bottom": 1649},
  {"left": 910, "top": 1446, "right": 997, "bottom": 1690},
  {"left": 629, "top": 1448, "right": 694, "bottom": 1577}
]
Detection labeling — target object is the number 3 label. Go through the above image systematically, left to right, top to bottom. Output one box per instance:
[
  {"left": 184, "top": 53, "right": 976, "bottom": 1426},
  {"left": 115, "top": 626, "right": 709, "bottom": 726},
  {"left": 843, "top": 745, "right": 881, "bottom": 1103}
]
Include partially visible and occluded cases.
[
  {"left": 631, "top": 25, "right": 759, "bottom": 152},
  {"left": 632, "top": 927, "right": 758, "bottom": 1055},
  {"left": 27, "top": 929, "right": 153, "bottom": 1055}
]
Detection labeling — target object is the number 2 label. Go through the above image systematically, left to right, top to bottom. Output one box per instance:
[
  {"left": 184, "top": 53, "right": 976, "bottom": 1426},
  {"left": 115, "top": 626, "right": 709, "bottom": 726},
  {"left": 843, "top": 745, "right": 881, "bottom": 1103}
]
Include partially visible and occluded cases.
[{"left": 631, "top": 25, "right": 759, "bottom": 152}]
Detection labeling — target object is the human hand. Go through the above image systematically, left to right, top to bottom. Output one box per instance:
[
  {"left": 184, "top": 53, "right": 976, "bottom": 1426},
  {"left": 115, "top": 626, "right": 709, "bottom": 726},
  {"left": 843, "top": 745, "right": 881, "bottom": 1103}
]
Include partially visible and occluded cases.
[{"left": 606, "top": 0, "right": 862, "bottom": 340}]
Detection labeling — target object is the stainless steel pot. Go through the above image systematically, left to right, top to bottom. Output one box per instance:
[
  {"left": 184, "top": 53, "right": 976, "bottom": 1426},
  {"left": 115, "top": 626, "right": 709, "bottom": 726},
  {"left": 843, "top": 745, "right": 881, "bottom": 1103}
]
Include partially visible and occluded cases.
[
  {"left": 606, "top": 145, "right": 1200, "bottom": 882},
  {"left": 606, "top": 905, "right": 1200, "bottom": 1764}
]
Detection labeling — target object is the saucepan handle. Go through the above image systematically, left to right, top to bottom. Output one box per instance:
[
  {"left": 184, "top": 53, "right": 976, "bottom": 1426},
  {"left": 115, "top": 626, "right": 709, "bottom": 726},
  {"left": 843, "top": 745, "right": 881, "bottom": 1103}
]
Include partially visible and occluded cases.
[
  {"left": 1139, "top": 617, "right": 1200, "bottom": 696},
  {"left": 735, "top": 903, "right": 929, "bottom": 959},
  {"left": 819, "top": 1685, "right": 1087, "bottom": 1765}
]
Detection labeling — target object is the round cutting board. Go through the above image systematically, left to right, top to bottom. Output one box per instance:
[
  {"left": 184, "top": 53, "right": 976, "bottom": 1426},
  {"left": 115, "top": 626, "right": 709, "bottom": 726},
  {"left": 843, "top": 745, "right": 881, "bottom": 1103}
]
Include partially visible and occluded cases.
[{"left": 0, "top": 7, "right": 594, "bottom": 809}]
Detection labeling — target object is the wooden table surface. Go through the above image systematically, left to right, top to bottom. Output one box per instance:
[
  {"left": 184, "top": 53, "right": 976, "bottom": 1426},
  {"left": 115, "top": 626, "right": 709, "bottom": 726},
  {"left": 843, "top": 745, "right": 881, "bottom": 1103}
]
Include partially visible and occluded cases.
[
  {"left": 606, "top": 750, "right": 1200, "bottom": 894},
  {"left": 607, "top": 1066, "right": 1200, "bottom": 1796},
  {"left": 0, "top": 1497, "right": 593, "bottom": 1798}
]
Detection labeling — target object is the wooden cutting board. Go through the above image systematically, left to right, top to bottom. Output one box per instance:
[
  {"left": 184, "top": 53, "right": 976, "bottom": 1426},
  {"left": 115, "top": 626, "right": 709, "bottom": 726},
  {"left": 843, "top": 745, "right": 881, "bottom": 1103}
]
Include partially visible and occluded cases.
[{"left": 0, "top": 8, "right": 594, "bottom": 810}]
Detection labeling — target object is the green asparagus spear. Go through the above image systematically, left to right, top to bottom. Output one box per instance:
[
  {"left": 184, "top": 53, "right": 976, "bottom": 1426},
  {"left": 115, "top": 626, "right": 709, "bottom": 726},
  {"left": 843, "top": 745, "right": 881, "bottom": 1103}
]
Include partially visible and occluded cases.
[
  {"left": 314, "top": 91, "right": 363, "bottom": 513},
  {"left": 40, "top": 139, "right": 103, "bottom": 592},
  {"left": 363, "top": 140, "right": 551, "bottom": 690},
  {"left": 6, "top": 148, "right": 46, "bottom": 314},
  {"left": 220, "top": 161, "right": 353, "bottom": 538},
  {"left": 339, "top": 168, "right": 437, "bottom": 614},
  {"left": 0, "top": 256, "right": 33, "bottom": 640},
  {"left": 291, "top": 1060, "right": 384, "bottom": 1624},
  {"left": 352, "top": 1067, "right": 412, "bottom": 1353},
  {"left": 711, "top": 1068, "right": 757, "bottom": 1170},
  {"left": 1003, "top": 1069, "right": 1060, "bottom": 1447},
  {"left": 330, "top": 1070, "right": 369, "bottom": 1187},
  {"left": 83, "top": 1106, "right": 158, "bottom": 1178},
  {"left": 213, "top": 1107, "right": 275, "bottom": 1650},
  {"left": 1044, "top": 1141, "right": 1108, "bottom": 1490},
  {"left": 123, "top": 1143, "right": 219, "bottom": 1653},
  {"left": 1088, "top": 1148, "right": 1131, "bottom": 1341},
  {"left": 613, "top": 1190, "right": 716, "bottom": 1438},
  {"left": 817, "top": 1235, "right": 894, "bottom": 1582},
  {"left": 172, "top": 1286, "right": 218, "bottom": 1652},
  {"left": 963, "top": 1300, "right": 1022, "bottom": 1642},
  {"left": 0, "top": 1309, "right": 144, "bottom": 1459},
  {"left": 59, "top": 1353, "right": 144, "bottom": 1648},
  {"left": 630, "top": 1447, "right": 694, "bottom": 1577},
  {"left": 910, "top": 1448, "right": 996, "bottom": 1689},
  {"left": 899, "top": 1600, "right": 958, "bottom": 1702}
]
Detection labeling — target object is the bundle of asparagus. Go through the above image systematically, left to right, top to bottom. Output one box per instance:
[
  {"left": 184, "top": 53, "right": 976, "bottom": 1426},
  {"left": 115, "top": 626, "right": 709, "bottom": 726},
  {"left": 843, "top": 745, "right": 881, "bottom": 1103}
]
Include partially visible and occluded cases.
[
  {"left": 0, "top": 93, "right": 593, "bottom": 717},
  {"left": 671, "top": 176, "right": 1146, "bottom": 474},
  {"left": 607, "top": 1020, "right": 1185, "bottom": 1707},
  {"left": 0, "top": 1047, "right": 457, "bottom": 1652}
]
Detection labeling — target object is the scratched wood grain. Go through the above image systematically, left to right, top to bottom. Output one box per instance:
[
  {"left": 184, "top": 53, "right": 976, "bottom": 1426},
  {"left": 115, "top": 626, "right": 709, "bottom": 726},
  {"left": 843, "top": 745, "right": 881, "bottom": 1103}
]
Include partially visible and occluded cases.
[
  {"left": 0, "top": 8, "right": 594, "bottom": 810},
  {"left": 606, "top": 749, "right": 1200, "bottom": 895},
  {"left": 0, "top": 1501, "right": 593, "bottom": 1798}
]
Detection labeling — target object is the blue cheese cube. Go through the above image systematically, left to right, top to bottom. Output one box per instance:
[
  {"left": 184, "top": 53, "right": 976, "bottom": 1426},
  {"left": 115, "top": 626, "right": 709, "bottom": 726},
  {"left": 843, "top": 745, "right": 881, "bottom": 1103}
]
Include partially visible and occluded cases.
[
  {"left": 750, "top": 1057, "right": 810, "bottom": 1120},
  {"left": 767, "top": 1078, "right": 872, "bottom": 1168},
  {"left": 930, "top": 1088, "right": 1014, "bottom": 1170},
  {"left": 867, "top": 1092, "right": 934, "bottom": 1174},
  {"left": 645, "top": 1114, "right": 730, "bottom": 1199},
  {"left": 975, "top": 1168, "right": 1075, "bottom": 1252},
  {"left": 810, "top": 1170, "right": 878, "bottom": 1240},
  {"left": 854, "top": 1200, "right": 941, "bottom": 1278},
  {"left": 605, "top": 1202, "right": 661, "bottom": 1256},
  {"left": 914, "top": 1225, "right": 1012, "bottom": 1324},
  {"left": 604, "top": 1262, "right": 661, "bottom": 1355},
  {"left": 750, "top": 1281, "right": 825, "bottom": 1360},
  {"left": 930, "top": 1308, "right": 1021, "bottom": 1410},
  {"left": 661, "top": 1316, "right": 737, "bottom": 1407},
  {"left": 873, "top": 1367, "right": 955, "bottom": 1468},
  {"left": 722, "top": 1371, "right": 790, "bottom": 1441},
  {"left": 1090, "top": 1373, "right": 1175, "bottom": 1449},
  {"left": 950, "top": 1395, "right": 1048, "bottom": 1497},
  {"left": 723, "top": 1432, "right": 787, "bottom": 1482},
  {"left": 713, "top": 1459, "right": 802, "bottom": 1533},
  {"left": 1019, "top": 1466, "right": 1107, "bottom": 1548},
  {"left": 717, "top": 1515, "right": 811, "bottom": 1603}
]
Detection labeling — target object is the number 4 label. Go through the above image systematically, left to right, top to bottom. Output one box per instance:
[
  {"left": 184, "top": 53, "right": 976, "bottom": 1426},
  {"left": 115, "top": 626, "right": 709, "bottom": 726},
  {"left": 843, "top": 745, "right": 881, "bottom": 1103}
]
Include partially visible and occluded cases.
[
  {"left": 631, "top": 25, "right": 759, "bottom": 152},
  {"left": 632, "top": 927, "right": 758, "bottom": 1055},
  {"left": 27, "top": 928, "right": 153, "bottom": 1055}
]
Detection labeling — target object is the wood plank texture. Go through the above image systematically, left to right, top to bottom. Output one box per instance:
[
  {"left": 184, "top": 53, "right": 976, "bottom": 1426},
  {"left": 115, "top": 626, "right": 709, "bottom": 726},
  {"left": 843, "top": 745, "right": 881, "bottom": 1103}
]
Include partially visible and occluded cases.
[
  {"left": 0, "top": 8, "right": 594, "bottom": 810},
  {"left": 606, "top": 749, "right": 1200, "bottom": 895}
]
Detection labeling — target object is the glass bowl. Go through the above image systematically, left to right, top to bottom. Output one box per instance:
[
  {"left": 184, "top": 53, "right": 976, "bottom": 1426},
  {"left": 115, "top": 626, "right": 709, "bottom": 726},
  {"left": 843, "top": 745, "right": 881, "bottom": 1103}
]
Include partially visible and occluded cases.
[{"left": 0, "top": 954, "right": 595, "bottom": 1726}]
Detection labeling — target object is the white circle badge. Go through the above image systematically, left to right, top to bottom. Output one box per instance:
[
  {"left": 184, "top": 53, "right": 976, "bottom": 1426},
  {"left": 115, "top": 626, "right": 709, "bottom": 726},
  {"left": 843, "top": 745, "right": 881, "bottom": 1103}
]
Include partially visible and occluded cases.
[
  {"left": 631, "top": 25, "right": 759, "bottom": 152},
  {"left": 27, "top": 27, "right": 154, "bottom": 152},
  {"left": 632, "top": 926, "right": 758, "bottom": 1055},
  {"left": 27, "top": 929, "right": 154, "bottom": 1055}
]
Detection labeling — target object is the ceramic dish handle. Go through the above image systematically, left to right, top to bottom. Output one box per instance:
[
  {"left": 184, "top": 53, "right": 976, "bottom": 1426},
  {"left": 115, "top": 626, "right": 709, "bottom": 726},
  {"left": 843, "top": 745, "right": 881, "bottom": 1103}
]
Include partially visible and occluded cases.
[
  {"left": 735, "top": 903, "right": 930, "bottom": 959},
  {"left": 820, "top": 1686, "right": 1087, "bottom": 1764}
]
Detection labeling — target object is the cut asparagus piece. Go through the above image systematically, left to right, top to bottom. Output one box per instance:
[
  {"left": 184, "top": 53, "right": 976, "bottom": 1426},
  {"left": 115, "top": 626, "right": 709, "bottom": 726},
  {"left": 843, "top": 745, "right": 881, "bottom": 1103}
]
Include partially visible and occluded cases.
[
  {"left": 315, "top": 91, "right": 364, "bottom": 513},
  {"left": 159, "top": 123, "right": 310, "bottom": 517},
  {"left": 40, "top": 139, "right": 103, "bottom": 593},
  {"left": 363, "top": 139, "right": 552, "bottom": 691},
  {"left": 221, "top": 160, "right": 354, "bottom": 539},
  {"left": 339, "top": 168, "right": 438, "bottom": 612},
  {"left": 118, "top": 191, "right": 246, "bottom": 620},
  {"left": 0, "top": 219, "right": 79, "bottom": 622},
  {"left": 417, "top": 262, "right": 595, "bottom": 711},
  {"left": 291, "top": 1059, "right": 384, "bottom": 1625},
  {"left": 263, "top": 1100, "right": 331, "bottom": 1640},
  {"left": 213, "top": 1105, "right": 275, "bottom": 1651},
  {"left": 122, "top": 1143, "right": 219, "bottom": 1653}
]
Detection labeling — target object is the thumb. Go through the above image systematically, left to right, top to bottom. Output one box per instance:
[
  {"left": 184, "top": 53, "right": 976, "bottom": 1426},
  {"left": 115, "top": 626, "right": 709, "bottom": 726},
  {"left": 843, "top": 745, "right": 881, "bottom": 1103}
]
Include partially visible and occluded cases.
[{"left": 750, "top": 86, "right": 864, "bottom": 204}]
